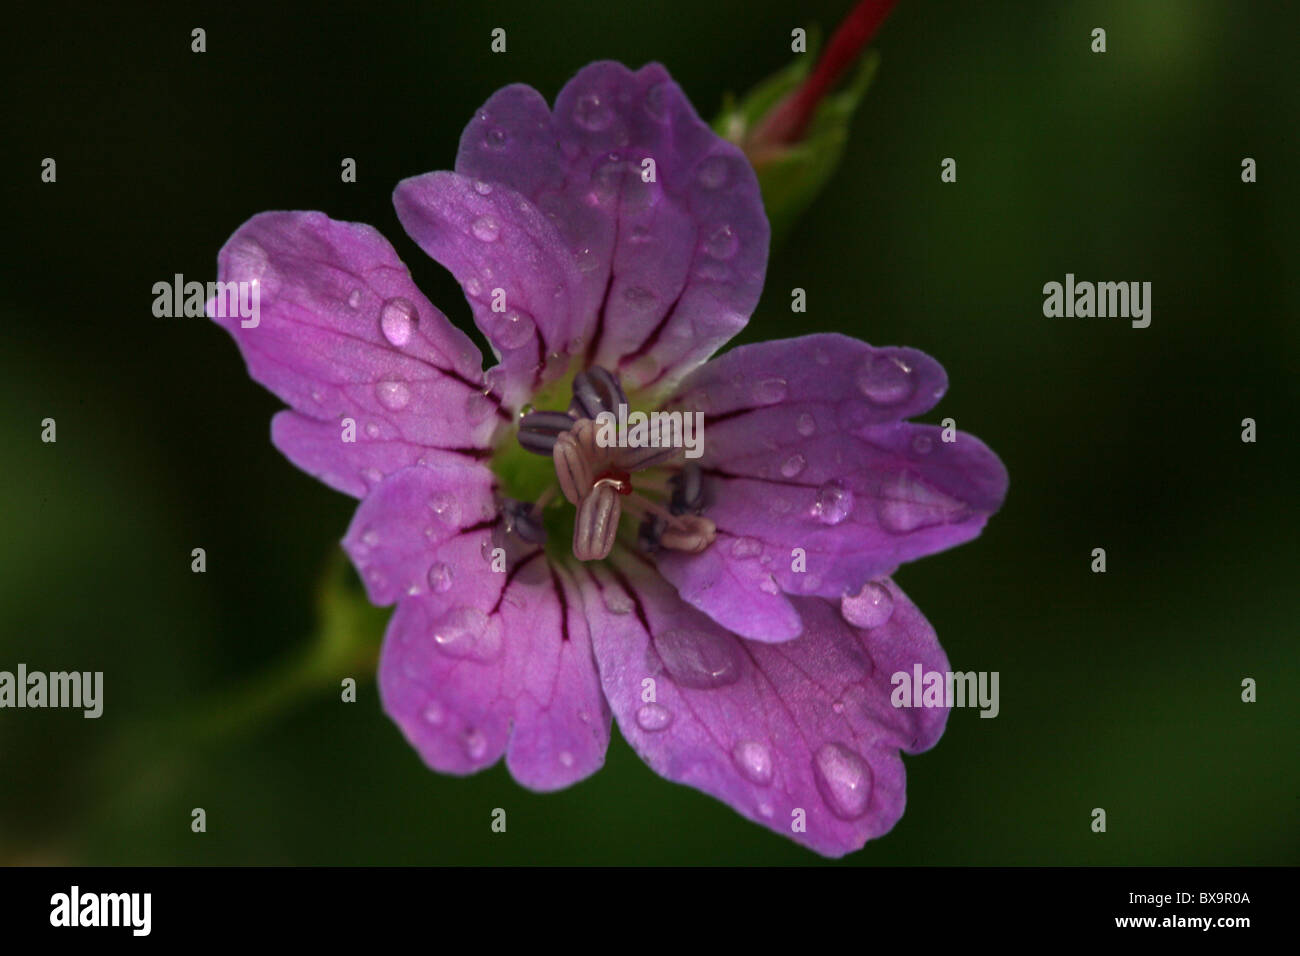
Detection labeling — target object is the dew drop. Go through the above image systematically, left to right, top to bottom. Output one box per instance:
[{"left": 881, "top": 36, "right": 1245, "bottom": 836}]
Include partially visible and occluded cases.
[
  {"left": 644, "top": 82, "right": 671, "bottom": 122},
  {"left": 574, "top": 92, "right": 613, "bottom": 131},
  {"left": 483, "top": 127, "right": 508, "bottom": 150},
  {"left": 696, "top": 155, "right": 729, "bottom": 189},
  {"left": 473, "top": 179, "right": 493, "bottom": 195},
  {"left": 471, "top": 215, "right": 501, "bottom": 242},
  {"left": 703, "top": 224, "right": 738, "bottom": 260},
  {"left": 464, "top": 276, "right": 483, "bottom": 297},
  {"left": 347, "top": 288, "right": 363, "bottom": 309},
  {"left": 379, "top": 296, "right": 418, "bottom": 346},
  {"left": 487, "top": 311, "right": 535, "bottom": 350},
  {"left": 855, "top": 354, "right": 915, "bottom": 405},
  {"left": 375, "top": 378, "right": 411, "bottom": 411},
  {"left": 752, "top": 378, "right": 788, "bottom": 405},
  {"left": 465, "top": 390, "right": 496, "bottom": 425},
  {"left": 796, "top": 413, "right": 817, "bottom": 437},
  {"left": 364, "top": 421, "right": 381, "bottom": 439},
  {"left": 911, "top": 434, "right": 934, "bottom": 456},
  {"left": 780, "top": 453, "right": 807, "bottom": 478},
  {"left": 362, "top": 467, "right": 382, "bottom": 485},
  {"left": 876, "top": 471, "right": 969, "bottom": 533},
  {"left": 810, "top": 481, "right": 854, "bottom": 526},
  {"left": 427, "top": 493, "right": 462, "bottom": 526},
  {"left": 360, "top": 528, "right": 380, "bottom": 547},
  {"left": 729, "top": 536, "right": 762, "bottom": 559},
  {"left": 427, "top": 561, "right": 454, "bottom": 594},
  {"left": 758, "top": 574, "right": 780, "bottom": 595},
  {"left": 841, "top": 580, "right": 894, "bottom": 629},
  {"left": 601, "top": 587, "right": 634, "bottom": 615},
  {"left": 433, "top": 606, "right": 502, "bottom": 662},
  {"left": 654, "top": 628, "right": 742, "bottom": 689},
  {"left": 422, "top": 701, "right": 445, "bottom": 726},
  {"left": 636, "top": 702, "right": 672, "bottom": 732},
  {"left": 462, "top": 728, "right": 489, "bottom": 760},
  {"left": 732, "top": 741, "right": 774, "bottom": 785},
  {"left": 812, "top": 743, "right": 873, "bottom": 820},
  {"left": 559, "top": 750, "right": 575, "bottom": 768}
]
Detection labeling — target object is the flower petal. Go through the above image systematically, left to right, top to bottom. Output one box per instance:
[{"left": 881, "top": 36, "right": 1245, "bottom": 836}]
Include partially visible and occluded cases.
[
  {"left": 456, "top": 61, "right": 769, "bottom": 396},
  {"left": 392, "top": 172, "right": 586, "bottom": 407},
  {"left": 210, "top": 211, "right": 504, "bottom": 496},
  {"left": 657, "top": 334, "right": 1007, "bottom": 640},
  {"left": 358, "top": 467, "right": 611, "bottom": 790},
  {"left": 579, "top": 558, "right": 949, "bottom": 857}
]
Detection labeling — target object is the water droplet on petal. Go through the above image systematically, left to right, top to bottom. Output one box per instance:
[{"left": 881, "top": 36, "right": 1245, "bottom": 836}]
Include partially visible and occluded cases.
[
  {"left": 644, "top": 82, "right": 671, "bottom": 122},
  {"left": 574, "top": 92, "right": 613, "bottom": 130},
  {"left": 483, "top": 127, "right": 508, "bottom": 150},
  {"left": 696, "top": 155, "right": 729, "bottom": 189},
  {"left": 473, "top": 180, "right": 493, "bottom": 195},
  {"left": 471, "top": 215, "right": 500, "bottom": 242},
  {"left": 703, "top": 224, "right": 738, "bottom": 260},
  {"left": 464, "top": 277, "right": 483, "bottom": 297},
  {"left": 347, "top": 288, "right": 363, "bottom": 309},
  {"left": 380, "top": 296, "right": 418, "bottom": 346},
  {"left": 486, "top": 311, "right": 535, "bottom": 350},
  {"left": 856, "top": 354, "right": 915, "bottom": 405},
  {"left": 376, "top": 378, "right": 411, "bottom": 411},
  {"left": 753, "top": 378, "right": 788, "bottom": 405},
  {"left": 465, "top": 390, "right": 496, "bottom": 425},
  {"left": 796, "top": 413, "right": 817, "bottom": 437},
  {"left": 364, "top": 421, "right": 381, "bottom": 439},
  {"left": 911, "top": 434, "right": 933, "bottom": 455},
  {"left": 780, "top": 453, "right": 806, "bottom": 478},
  {"left": 362, "top": 467, "right": 382, "bottom": 485},
  {"left": 876, "top": 471, "right": 969, "bottom": 533},
  {"left": 811, "top": 481, "right": 854, "bottom": 526},
  {"left": 427, "top": 493, "right": 462, "bottom": 526},
  {"left": 729, "top": 536, "right": 762, "bottom": 559},
  {"left": 427, "top": 561, "right": 454, "bottom": 593},
  {"left": 758, "top": 574, "right": 780, "bottom": 595},
  {"left": 841, "top": 580, "right": 894, "bottom": 629},
  {"left": 601, "top": 587, "right": 634, "bottom": 615},
  {"left": 433, "top": 606, "right": 502, "bottom": 662},
  {"left": 654, "top": 628, "right": 742, "bottom": 689},
  {"left": 423, "top": 701, "right": 445, "bottom": 726},
  {"left": 636, "top": 702, "right": 672, "bottom": 732},
  {"left": 462, "top": 728, "right": 489, "bottom": 760},
  {"left": 732, "top": 741, "right": 774, "bottom": 785},
  {"left": 812, "top": 743, "right": 873, "bottom": 820},
  {"left": 559, "top": 750, "right": 575, "bottom": 768}
]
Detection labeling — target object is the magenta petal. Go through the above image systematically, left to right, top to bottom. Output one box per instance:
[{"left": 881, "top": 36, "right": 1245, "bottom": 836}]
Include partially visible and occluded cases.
[
  {"left": 456, "top": 61, "right": 769, "bottom": 396},
  {"left": 392, "top": 171, "right": 586, "bottom": 407},
  {"left": 209, "top": 211, "right": 501, "bottom": 494},
  {"left": 657, "top": 334, "right": 1008, "bottom": 639},
  {"left": 341, "top": 464, "right": 498, "bottom": 607},
  {"left": 357, "top": 467, "right": 611, "bottom": 790},
  {"left": 580, "top": 560, "right": 949, "bottom": 857}
]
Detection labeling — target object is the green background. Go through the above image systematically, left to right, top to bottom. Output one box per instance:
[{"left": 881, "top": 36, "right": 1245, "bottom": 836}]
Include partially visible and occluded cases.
[{"left": 1, "top": 0, "right": 1296, "bottom": 864}]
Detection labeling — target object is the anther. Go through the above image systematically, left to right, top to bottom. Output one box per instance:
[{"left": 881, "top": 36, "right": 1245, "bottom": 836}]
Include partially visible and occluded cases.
[
  {"left": 570, "top": 366, "right": 627, "bottom": 420},
  {"left": 517, "top": 410, "right": 578, "bottom": 455},
  {"left": 554, "top": 418, "right": 602, "bottom": 505},
  {"left": 669, "top": 463, "right": 705, "bottom": 515},
  {"left": 573, "top": 480, "right": 621, "bottom": 561},
  {"left": 659, "top": 514, "right": 716, "bottom": 553}
]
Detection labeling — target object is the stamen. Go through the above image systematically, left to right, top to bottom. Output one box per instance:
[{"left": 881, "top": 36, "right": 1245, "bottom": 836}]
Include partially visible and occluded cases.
[
  {"left": 570, "top": 366, "right": 627, "bottom": 420},
  {"left": 517, "top": 410, "right": 578, "bottom": 455},
  {"left": 554, "top": 418, "right": 603, "bottom": 505},
  {"left": 669, "top": 463, "right": 705, "bottom": 515},
  {"left": 573, "top": 479, "right": 621, "bottom": 561},
  {"left": 659, "top": 514, "right": 716, "bottom": 554}
]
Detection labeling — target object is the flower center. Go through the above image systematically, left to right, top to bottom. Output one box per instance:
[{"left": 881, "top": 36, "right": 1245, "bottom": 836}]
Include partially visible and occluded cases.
[{"left": 502, "top": 365, "right": 716, "bottom": 562}]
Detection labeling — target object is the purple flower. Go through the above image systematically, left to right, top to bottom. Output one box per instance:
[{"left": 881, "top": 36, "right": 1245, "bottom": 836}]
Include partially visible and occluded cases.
[{"left": 208, "top": 61, "right": 1007, "bottom": 856}]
